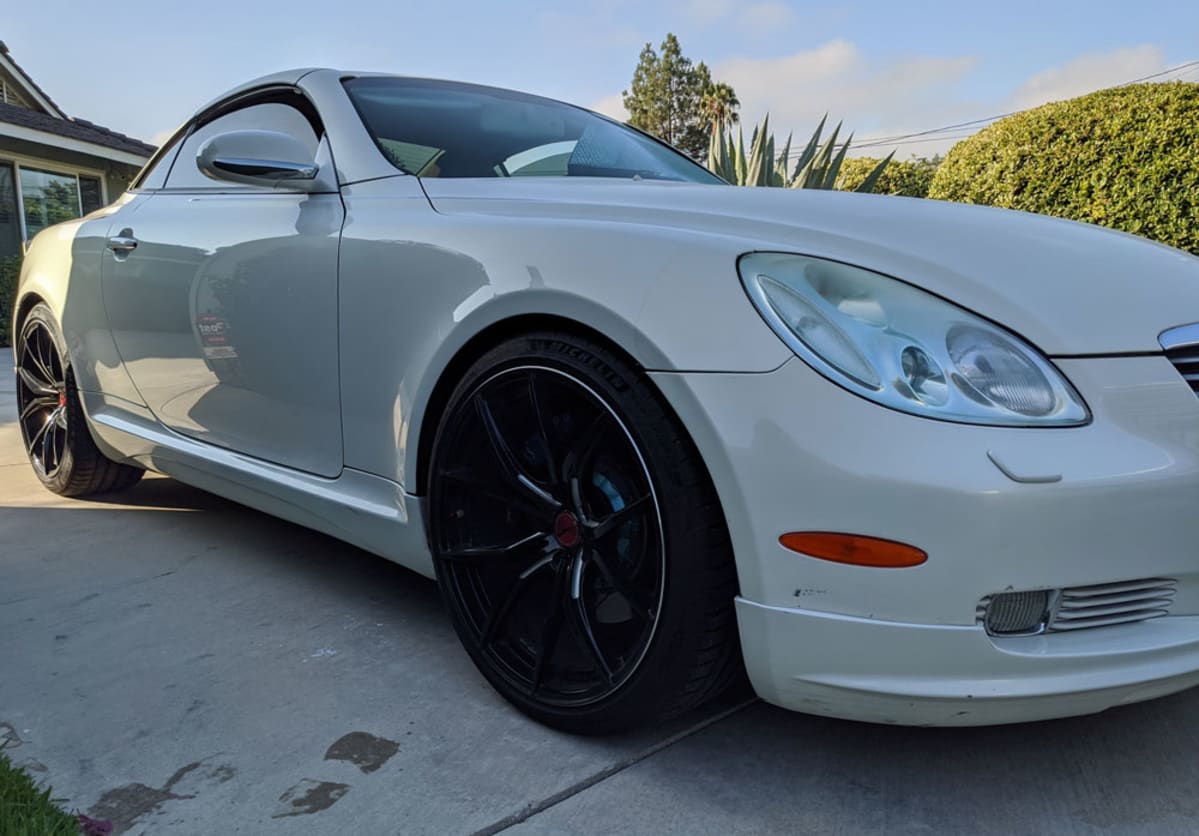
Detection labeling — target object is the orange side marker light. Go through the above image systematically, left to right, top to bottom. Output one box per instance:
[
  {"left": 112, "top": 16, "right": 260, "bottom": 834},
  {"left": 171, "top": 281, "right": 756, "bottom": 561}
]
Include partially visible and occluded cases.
[{"left": 779, "top": 532, "right": 927, "bottom": 568}]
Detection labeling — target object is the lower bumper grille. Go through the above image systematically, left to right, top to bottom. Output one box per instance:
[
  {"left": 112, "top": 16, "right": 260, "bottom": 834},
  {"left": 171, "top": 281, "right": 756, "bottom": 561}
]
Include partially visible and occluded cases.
[{"left": 978, "top": 578, "right": 1177, "bottom": 636}]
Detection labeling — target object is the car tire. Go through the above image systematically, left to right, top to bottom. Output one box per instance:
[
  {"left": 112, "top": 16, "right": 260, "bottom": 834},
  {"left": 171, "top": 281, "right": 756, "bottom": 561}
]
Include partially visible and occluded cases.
[
  {"left": 15, "top": 303, "right": 144, "bottom": 497},
  {"left": 428, "top": 331, "right": 741, "bottom": 734}
]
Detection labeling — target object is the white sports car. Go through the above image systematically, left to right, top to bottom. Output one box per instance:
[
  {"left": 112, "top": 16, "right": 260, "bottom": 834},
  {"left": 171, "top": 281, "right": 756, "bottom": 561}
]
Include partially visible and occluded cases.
[{"left": 14, "top": 68, "right": 1199, "bottom": 733}]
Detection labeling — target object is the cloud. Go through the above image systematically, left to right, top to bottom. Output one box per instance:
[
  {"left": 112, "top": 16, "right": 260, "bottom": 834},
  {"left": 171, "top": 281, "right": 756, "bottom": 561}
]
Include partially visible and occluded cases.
[
  {"left": 681, "top": 0, "right": 794, "bottom": 31},
  {"left": 682, "top": 0, "right": 734, "bottom": 24},
  {"left": 741, "top": 2, "right": 795, "bottom": 32},
  {"left": 715, "top": 41, "right": 978, "bottom": 148},
  {"left": 1004, "top": 44, "right": 1166, "bottom": 110},
  {"left": 590, "top": 92, "right": 629, "bottom": 121}
]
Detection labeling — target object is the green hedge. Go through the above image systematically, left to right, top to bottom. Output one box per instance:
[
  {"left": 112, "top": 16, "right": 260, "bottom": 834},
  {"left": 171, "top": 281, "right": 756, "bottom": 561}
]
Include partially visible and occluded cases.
[
  {"left": 928, "top": 82, "right": 1199, "bottom": 254},
  {"left": 838, "top": 156, "right": 939, "bottom": 197},
  {"left": 0, "top": 256, "right": 18, "bottom": 348}
]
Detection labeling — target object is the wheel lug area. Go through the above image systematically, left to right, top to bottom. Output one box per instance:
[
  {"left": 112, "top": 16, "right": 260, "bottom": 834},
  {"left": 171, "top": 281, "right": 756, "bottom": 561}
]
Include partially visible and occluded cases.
[{"left": 552, "top": 509, "right": 582, "bottom": 549}]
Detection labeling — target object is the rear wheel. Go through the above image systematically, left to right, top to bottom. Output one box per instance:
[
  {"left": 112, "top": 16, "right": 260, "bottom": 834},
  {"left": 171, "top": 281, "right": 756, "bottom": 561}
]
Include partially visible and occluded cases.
[
  {"left": 16, "top": 304, "right": 143, "bottom": 497},
  {"left": 429, "top": 332, "right": 740, "bottom": 733}
]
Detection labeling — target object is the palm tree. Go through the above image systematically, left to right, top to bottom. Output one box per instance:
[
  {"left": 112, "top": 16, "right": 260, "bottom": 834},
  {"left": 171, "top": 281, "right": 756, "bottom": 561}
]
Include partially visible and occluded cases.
[{"left": 700, "top": 82, "right": 740, "bottom": 139}]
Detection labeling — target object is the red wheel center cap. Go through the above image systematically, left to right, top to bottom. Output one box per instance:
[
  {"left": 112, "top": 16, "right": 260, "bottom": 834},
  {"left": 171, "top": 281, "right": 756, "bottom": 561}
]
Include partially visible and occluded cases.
[{"left": 554, "top": 511, "right": 581, "bottom": 548}]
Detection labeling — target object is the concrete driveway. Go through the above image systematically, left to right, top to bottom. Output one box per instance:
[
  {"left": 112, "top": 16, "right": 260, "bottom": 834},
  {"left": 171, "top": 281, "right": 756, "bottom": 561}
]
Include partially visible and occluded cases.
[{"left": 4, "top": 345, "right": 1199, "bottom": 834}]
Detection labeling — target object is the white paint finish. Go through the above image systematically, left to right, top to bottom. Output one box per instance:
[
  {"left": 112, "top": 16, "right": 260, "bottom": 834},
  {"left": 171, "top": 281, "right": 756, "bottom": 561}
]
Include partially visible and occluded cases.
[
  {"left": 337, "top": 177, "right": 789, "bottom": 488},
  {"left": 422, "top": 177, "right": 1199, "bottom": 355},
  {"left": 99, "top": 191, "right": 345, "bottom": 477},
  {"left": 650, "top": 356, "right": 1199, "bottom": 622},
  {"left": 82, "top": 392, "right": 433, "bottom": 578},
  {"left": 736, "top": 600, "right": 1199, "bottom": 725}
]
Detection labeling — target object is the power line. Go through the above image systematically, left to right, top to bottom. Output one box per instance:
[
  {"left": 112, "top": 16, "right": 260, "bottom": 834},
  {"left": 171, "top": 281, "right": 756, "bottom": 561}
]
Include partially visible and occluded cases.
[{"left": 785, "top": 58, "right": 1199, "bottom": 157}]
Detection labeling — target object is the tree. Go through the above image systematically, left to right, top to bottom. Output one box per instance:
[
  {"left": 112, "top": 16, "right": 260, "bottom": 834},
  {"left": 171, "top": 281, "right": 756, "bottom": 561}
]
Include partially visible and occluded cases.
[
  {"left": 623, "top": 34, "right": 734, "bottom": 160},
  {"left": 700, "top": 81, "right": 740, "bottom": 139}
]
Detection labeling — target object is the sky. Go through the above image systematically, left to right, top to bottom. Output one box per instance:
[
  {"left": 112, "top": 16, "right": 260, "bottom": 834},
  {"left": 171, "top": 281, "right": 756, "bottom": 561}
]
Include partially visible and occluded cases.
[{"left": 6, "top": 0, "right": 1199, "bottom": 159}]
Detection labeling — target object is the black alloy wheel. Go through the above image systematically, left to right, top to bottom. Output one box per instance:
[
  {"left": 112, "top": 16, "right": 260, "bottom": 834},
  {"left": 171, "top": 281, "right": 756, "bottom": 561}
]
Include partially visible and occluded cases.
[
  {"left": 15, "top": 303, "right": 144, "bottom": 496},
  {"left": 16, "top": 317, "right": 69, "bottom": 478},
  {"left": 430, "top": 333, "right": 741, "bottom": 733}
]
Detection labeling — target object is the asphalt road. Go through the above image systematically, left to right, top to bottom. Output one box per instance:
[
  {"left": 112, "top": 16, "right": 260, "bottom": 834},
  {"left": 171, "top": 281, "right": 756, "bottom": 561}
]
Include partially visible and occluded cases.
[{"left": 4, "top": 345, "right": 1199, "bottom": 834}]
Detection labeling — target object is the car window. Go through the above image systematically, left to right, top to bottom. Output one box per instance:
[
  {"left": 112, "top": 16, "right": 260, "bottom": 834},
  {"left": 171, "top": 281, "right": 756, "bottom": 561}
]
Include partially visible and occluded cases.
[
  {"left": 343, "top": 77, "right": 724, "bottom": 184},
  {"left": 164, "top": 102, "right": 320, "bottom": 190},
  {"left": 132, "top": 132, "right": 184, "bottom": 190}
]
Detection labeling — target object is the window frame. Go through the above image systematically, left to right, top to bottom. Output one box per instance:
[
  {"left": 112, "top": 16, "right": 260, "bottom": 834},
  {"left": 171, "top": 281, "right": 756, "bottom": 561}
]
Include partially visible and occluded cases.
[
  {"left": 146, "top": 86, "right": 326, "bottom": 194},
  {"left": 0, "top": 153, "right": 109, "bottom": 250}
]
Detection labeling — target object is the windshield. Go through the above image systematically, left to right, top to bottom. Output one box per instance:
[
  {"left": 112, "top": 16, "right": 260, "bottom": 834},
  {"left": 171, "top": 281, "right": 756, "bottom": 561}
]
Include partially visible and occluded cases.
[{"left": 343, "top": 76, "right": 725, "bottom": 184}]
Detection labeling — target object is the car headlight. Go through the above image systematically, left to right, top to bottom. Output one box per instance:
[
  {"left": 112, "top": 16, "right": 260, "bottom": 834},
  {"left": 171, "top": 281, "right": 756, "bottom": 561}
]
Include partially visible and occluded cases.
[{"left": 739, "top": 252, "right": 1089, "bottom": 426}]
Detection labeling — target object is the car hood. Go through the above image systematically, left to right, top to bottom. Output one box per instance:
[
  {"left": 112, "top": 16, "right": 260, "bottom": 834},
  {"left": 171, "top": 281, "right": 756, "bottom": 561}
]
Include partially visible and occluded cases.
[{"left": 420, "top": 177, "right": 1199, "bottom": 355}]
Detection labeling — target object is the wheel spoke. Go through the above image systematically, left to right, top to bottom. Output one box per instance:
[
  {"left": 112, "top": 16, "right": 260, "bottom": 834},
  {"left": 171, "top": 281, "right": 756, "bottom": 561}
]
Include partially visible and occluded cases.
[
  {"left": 29, "top": 335, "right": 58, "bottom": 388},
  {"left": 17, "top": 367, "right": 56, "bottom": 398},
  {"left": 527, "top": 374, "right": 559, "bottom": 489},
  {"left": 19, "top": 395, "right": 57, "bottom": 423},
  {"left": 475, "top": 395, "right": 559, "bottom": 510},
  {"left": 32, "top": 409, "right": 60, "bottom": 468},
  {"left": 564, "top": 409, "right": 611, "bottom": 482},
  {"left": 27, "top": 412, "right": 51, "bottom": 455},
  {"left": 440, "top": 468, "right": 551, "bottom": 525},
  {"left": 589, "top": 494, "right": 652, "bottom": 540},
  {"left": 439, "top": 531, "right": 547, "bottom": 564},
  {"left": 590, "top": 548, "right": 653, "bottom": 622},
  {"left": 531, "top": 565, "right": 568, "bottom": 692},
  {"left": 481, "top": 567, "right": 539, "bottom": 646},
  {"left": 570, "top": 585, "right": 614, "bottom": 683}
]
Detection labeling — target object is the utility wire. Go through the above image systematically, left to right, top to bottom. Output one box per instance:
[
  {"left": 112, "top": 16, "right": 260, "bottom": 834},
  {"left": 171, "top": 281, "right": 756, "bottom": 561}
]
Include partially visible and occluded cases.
[{"left": 785, "top": 58, "right": 1199, "bottom": 156}]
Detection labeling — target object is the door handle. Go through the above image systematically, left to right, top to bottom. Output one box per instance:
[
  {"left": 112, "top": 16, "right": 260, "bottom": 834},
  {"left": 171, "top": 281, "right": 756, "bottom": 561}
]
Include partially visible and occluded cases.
[{"left": 107, "top": 235, "right": 139, "bottom": 254}]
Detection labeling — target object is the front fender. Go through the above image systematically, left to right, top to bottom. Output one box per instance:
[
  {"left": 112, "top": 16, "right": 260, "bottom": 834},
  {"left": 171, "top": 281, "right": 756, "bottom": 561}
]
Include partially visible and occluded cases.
[{"left": 337, "top": 178, "right": 790, "bottom": 490}]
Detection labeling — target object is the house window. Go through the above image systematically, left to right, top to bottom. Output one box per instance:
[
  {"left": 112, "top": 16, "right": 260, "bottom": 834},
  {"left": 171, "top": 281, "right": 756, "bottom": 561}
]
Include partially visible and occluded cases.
[
  {"left": 0, "top": 159, "right": 108, "bottom": 256},
  {"left": 0, "top": 162, "right": 19, "bottom": 258},
  {"left": 20, "top": 167, "right": 83, "bottom": 241},
  {"left": 79, "top": 175, "right": 103, "bottom": 214}
]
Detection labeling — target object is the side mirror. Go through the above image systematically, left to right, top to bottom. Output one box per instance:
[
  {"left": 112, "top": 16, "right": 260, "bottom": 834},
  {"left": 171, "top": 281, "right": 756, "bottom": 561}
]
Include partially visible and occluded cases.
[{"left": 197, "top": 130, "right": 322, "bottom": 190}]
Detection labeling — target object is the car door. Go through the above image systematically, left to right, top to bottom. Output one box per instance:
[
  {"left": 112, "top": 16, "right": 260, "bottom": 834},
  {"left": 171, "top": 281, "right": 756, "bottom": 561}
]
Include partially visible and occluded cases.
[{"left": 100, "top": 91, "right": 345, "bottom": 477}]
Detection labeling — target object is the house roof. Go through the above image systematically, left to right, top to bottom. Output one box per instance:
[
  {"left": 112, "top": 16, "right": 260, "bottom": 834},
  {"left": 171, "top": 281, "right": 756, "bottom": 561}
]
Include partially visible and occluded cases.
[
  {"left": 0, "top": 40, "right": 154, "bottom": 160},
  {"left": 0, "top": 40, "right": 64, "bottom": 118},
  {"left": 0, "top": 100, "right": 155, "bottom": 157}
]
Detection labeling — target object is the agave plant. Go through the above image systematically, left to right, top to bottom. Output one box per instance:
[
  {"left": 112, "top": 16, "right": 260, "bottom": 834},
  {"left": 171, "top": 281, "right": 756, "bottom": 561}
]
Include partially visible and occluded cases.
[{"left": 707, "top": 113, "right": 892, "bottom": 191}]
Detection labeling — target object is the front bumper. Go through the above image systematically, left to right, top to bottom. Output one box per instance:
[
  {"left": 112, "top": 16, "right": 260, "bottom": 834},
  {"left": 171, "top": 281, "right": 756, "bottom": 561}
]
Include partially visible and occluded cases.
[
  {"left": 650, "top": 354, "right": 1199, "bottom": 724},
  {"left": 736, "top": 600, "right": 1199, "bottom": 725}
]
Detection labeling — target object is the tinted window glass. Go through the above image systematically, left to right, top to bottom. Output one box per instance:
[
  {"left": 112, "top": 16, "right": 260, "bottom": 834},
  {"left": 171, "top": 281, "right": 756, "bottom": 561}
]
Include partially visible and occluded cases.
[
  {"left": 344, "top": 77, "right": 724, "bottom": 184},
  {"left": 165, "top": 102, "right": 319, "bottom": 190}
]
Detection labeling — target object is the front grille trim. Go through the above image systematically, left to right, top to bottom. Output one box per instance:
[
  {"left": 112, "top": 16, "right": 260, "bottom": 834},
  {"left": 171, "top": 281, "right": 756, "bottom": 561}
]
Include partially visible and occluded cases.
[
  {"left": 1159, "top": 322, "right": 1199, "bottom": 353},
  {"left": 1164, "top": 341, "right": 1199, "bottom": 394},
  {"left": 979, "top": 577, "right": 1178, "bottom": 636}
]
